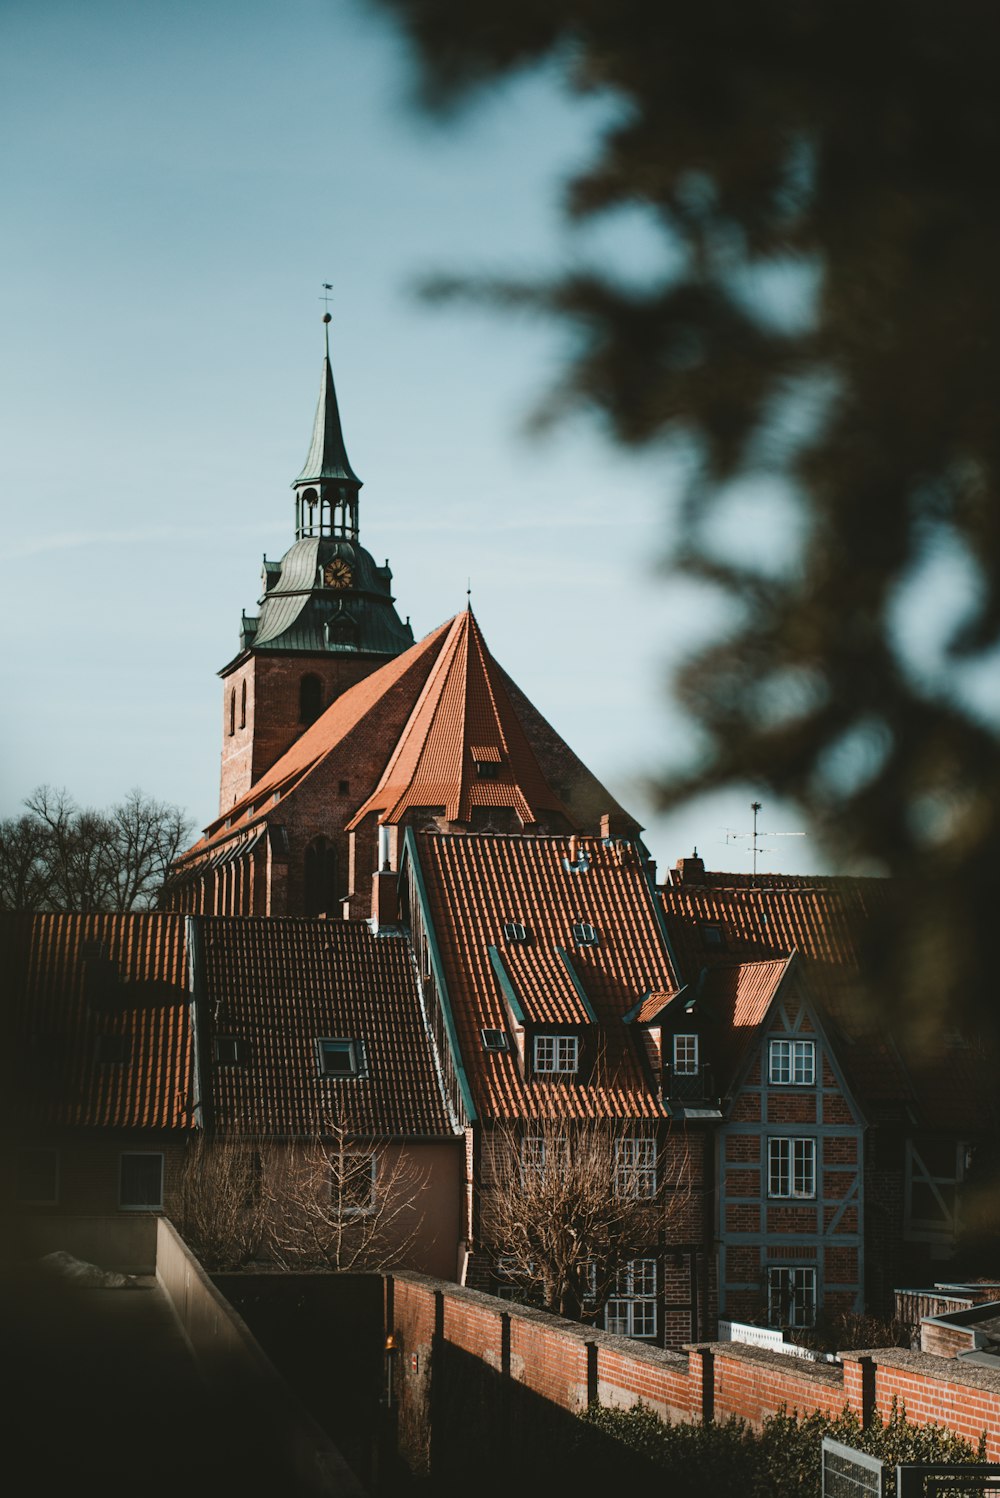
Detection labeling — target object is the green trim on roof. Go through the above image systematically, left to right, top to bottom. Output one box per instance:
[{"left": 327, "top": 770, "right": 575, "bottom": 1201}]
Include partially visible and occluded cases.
[
  {"left": 403, "top": 827, "right": 477, "bottom": 1124},
  {"left": 487, "top": 945, "right": 526, "bottom": 1025},
  {"left": 554, "top": 946, "right": 599, "bottom": 1024}
]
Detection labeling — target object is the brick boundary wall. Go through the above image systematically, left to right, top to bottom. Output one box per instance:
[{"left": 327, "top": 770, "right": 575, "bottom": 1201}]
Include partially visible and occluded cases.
[{"left": 388, "top": 1273, "right": 1000, "bottom": 1474}]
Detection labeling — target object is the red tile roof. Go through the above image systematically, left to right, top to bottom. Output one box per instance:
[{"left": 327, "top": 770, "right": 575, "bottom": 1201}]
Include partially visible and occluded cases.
[
  {"left": 348, "top": 610, "right": 571, "bottom": 831},
  {"left": 175, "top": 617, "right": 454, "bottom": 862},
  {"left": 413, "top": 833, "right": 679, "bottom": 1120},
  {"left": 659, "top": 875, "right": 993, "bottom": 1127},
  {"left": 2, "top": 913, "right": 192, "bottom": 1131},
  {"left": 198, "top": 917, "right": 457, "bottom": 1139},
  {"left": 697, "top": 956, "right": 793, "bottom": 1089}
]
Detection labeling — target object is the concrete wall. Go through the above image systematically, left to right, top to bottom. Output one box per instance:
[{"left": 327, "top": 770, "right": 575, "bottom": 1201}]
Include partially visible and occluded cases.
[
  {"left": 0, "top": 1212, "right": 159, "bottom": 1272},
  {"left": 156, "top": 1218, "right": 365, "bottom": 1497}
]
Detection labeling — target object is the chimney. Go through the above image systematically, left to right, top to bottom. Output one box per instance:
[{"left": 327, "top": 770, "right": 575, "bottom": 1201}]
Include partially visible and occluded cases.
[
  {"left": 568, "top": 834, "right": 579, "bottom": 866},
  {"left": 673, "top": 848, "right": 706, "bottom": 885},
  {"left": 371, "top": 868, "right": 399, "bottom": 930}
]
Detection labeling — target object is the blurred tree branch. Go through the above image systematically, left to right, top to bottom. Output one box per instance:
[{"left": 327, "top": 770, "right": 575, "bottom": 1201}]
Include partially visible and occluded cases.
[{"left": 367, "top": 0, "right": 1000, "bottom": 1045}]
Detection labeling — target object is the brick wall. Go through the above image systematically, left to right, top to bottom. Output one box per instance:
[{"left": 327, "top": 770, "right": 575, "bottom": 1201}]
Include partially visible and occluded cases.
[{"left": 387, "top": 1273, "right": 1000, "bottom": 1479}]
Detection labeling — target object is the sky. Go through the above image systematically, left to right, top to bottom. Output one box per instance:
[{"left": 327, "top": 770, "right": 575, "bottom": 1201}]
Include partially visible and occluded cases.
[{"left": 1, "top": 0, "right": 829, "bottom": 877}]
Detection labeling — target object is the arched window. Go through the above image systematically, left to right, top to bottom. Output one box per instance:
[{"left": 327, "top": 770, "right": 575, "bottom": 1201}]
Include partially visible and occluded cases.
[
  {"left": 299, "top": 673, "right": 322, "bottom": 725},
  {"left": 240, "top": 679, "right": 247, "bottom": 729},
  {"left": 228, "top": 688, "right": 236, "bottom": 737},
  {"left": 304, "top": 836, "right": 339, "bottom": 917}
]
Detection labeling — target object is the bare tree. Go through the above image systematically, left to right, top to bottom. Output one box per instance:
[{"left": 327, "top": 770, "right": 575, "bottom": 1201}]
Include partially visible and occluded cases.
[
  {"left": 2, "top": 786, "right": 192, "bottom": 913},
  {"left": 263, "top": 1117, "right": 429, "bottom": 1272},
  {"left": 482, "top": 1117, "right": 691, "bottom": 1322},
  {"left": 175, "top": 1133, "right": 268, "bottom": 1271}
]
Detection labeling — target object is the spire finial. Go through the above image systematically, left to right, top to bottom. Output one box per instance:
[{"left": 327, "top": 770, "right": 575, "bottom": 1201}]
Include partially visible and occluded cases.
[
  {"left": 320, "top": 283, "right": 334, "bottom": 357},
  {"left": 466, "top": 577, "right": 472, "bottom": 610}
]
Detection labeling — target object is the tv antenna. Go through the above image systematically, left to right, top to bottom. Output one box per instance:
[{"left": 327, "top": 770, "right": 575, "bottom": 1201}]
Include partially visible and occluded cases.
[{"left": 724, "top": 801, "right": 805, "bottom": 880}]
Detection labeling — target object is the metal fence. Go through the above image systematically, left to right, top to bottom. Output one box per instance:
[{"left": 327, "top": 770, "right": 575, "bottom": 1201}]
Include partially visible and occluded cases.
[
  {"left": 822, "top": 1437, "right": 885, "bottom": 1498},
  {"left": 895, "top": 1466, "right": 1000, "bottom": 1498}
]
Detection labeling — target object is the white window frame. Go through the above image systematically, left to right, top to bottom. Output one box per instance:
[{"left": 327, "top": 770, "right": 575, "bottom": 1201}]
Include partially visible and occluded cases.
[
  {"left": 503, "top": 921, "right": 528, "bottom": 943},
  {"left": 673, "top": 1033, "right": 699, "bottom": 1074},
  {"left": 533, "top": 1034, "right": 579, "bottom": 1074},
  {"left": 768, "top": 1038, "right": 816, "bottom": 1086},
  {"left": 520, "top": 1133, "right": 568, "bottom": 1184},
  {"left": 614, "top": 1136, "right": 657, "bottom": 1198},
  {"left": 767, "top": 1136, "right": 816, "bottom": 1198},
  {"left": 16, "top": 1146, "right": 59, "bottom": 1205},
  {"left": 119, "top": 1151, "right": 164, "bottom": 1211},
  {"left": 333, "top": 1152, "right": 377, "bottom": 1217},
  {"left": 605, "top": 1258, "right": 658, "bottom": 1339},
  {"left": 768, "top": 1265, "right": 817, "bottom": 1328}
]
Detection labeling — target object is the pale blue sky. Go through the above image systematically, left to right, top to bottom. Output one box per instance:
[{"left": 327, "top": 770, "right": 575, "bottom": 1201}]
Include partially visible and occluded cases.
[{"left": 1, "top": 0, "right": 829, "bottom": 875}]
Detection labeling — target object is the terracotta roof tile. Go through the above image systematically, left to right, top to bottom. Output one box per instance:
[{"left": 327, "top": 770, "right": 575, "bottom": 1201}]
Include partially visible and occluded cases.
[
  {"left": 348, "top": 610, "right": 571, "bottom": 831},
  {"left": 414, "top": 833, "right": 679, "bottom": 1120},
  {"left": 2, "top": 913, "right": 192, "bottom": 1132},
  {"left": 198, "top": 917, "right": 456, "bottom": 1139}
]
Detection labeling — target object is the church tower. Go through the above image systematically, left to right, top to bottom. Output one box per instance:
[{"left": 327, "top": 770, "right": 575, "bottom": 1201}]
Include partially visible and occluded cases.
[{"left": 217, "top": 319, "right": 414, "bottom": 813}]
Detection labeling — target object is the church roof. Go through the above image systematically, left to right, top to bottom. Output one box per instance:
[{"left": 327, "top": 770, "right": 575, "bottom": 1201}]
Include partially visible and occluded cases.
[
  {"left": 295, "top": 352, "right": 360, "bottom": 486},
  {"left": 247, "top": 536, "right": 413, "bottom": 657},
  {"left": 347, "top": 609, "right": 572, "bottom": 830}
]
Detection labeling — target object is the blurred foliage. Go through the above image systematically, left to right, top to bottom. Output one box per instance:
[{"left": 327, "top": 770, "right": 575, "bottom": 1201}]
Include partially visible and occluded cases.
[
  {"left": 367, "top": 0, "right": 1000, "bottom": 1051},
  {"left": 575, "top": 1398, "right": 986, "bottom": 1497}
]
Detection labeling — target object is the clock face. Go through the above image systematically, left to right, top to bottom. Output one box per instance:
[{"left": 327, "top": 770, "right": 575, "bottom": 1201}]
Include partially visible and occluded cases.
[{"left": 324, "top": 558, "right": 353, "bottom": 590}]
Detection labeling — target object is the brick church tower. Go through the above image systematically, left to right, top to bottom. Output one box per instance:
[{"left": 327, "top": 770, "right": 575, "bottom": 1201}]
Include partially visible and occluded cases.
[{"left": 217, "top": 318, "right": 413, "bottom": 813}]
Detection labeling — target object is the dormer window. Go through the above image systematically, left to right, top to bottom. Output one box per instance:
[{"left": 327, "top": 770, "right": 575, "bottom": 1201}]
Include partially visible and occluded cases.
[
  {"left": 472, "top": 746, "right": 502, "bottom": 779},
  {"left": 476, "top": 761, "right": 501, "bottom": 780},
  {"left": 503, "top": 921, "right": 529, "bottom": 944},
  {"left": 572, "top": 922, "right": 599, "bottom": 946},
  {"left": 702, "top": 924, "right": 723, "bottom": 949},
  {"left": 481, "top": 1028, "right": 510, "bottom": 1053},
  {"left": 533, "top": 1034, "right": 578, "bottom": 1074},
  {"left": 673, "top": 1034, "right": 699, "bottom": 1074},
  {"left": 214, "top": 1036, "right": 248, "bottom": 1067},
  {"left": 317, "top": 1037, "right": 367, "bottom": 1078}
]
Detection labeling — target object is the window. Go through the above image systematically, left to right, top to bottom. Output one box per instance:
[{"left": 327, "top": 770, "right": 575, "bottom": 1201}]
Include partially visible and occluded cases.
[
  {"left": 299, "top": 672, "right": 322, "bottom": 726},
  {"left": 239, "top": 679, "right": 247, "bottom": 729},
  {"left": 228, "top": 687, "right": 236, "bottom": 737},
  {"left": 475, "top": 760, "right": 500, "bottom": 780},
  {"left": 338, "top": 779, "right": 350, "bottom": 796},
  {"left": 304, "top": 835, "right": 338, "bottom": 918},
  {"left": 502, "top": 921, "right": 529, "bottom": 943},
  {"left": 572, "top": 922, "right": 599, "bottom": 946},
  {"left": 702, "top": 924, "right": 723, "bottom": 948},
  {"left": 481, "top": 1028, "right": 509, "bottom": 1052},
  {"left": 96, "top": 1034, "right": 131, "bottom": 1064},
  {"left": 533, "top": 1034, "right": 579, "bottom": 1074},
  {"left": 673, "top": 1034, "right": 699, "bottom": 1074},
  {"left": 214, "top": 1036, "right": 247, "bottom": 1066},
  {"left": 317, "top": 1037, "right": 366, "bottom": 1078},
  {"left": 769, "top": 1038, "right": 816, "bottom": 1086},
  {"left": 521, "top": 1134, "right": 568, "bottom": 1183},
  {"left": 615, "top": 1136, "right": 657, "bottom": 1197},
  {"left": 768, "top": 1136, "right": 816, "bottom": 1198},
  {"left": 17, "top": 1148, "right": 59, "bottom": 1205},
  {"left": 119, "top": 1152, "right": 164, "bottom": 1210},
  {"left": 332, "top": 1153, "right": 376, "bottom": 1216},
  {"left": 606, "top": 1259, "right": 658, "bottom": 1339},
  {"left": 768, "top": 1266, "right": 817, "bottom": 1328}
]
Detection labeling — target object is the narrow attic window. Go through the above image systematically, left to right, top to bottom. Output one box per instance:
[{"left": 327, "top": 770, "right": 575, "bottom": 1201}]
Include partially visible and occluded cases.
[
  {"left": 476, "top": 761, "right": 501, "bottom": 780},
  {"left": 338, "top": 780, "right": 350, "bottom": 796},
  {"left": 503, "top": 921, "right": 529, "bottom": 944},
  {"left": 572, "top": 922, "right": 599, "bottom": 946},
  {"left": 702, "top": 924, "right": 723, "bottom": 949},
  {"left": 481, "top": 1028, "right": 509, "bottom": 1053},
  {"left": 96, "top": 1034, "right": 131, "bottom": 1065},
  {"left": 214, "top": 1036, "right": 247, "bottom": 1067},
  {"left": 317, "top": 1037, "right": 367, "bottom": 1078}
]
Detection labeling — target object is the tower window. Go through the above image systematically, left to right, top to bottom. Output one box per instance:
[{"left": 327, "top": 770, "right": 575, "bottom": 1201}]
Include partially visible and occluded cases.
[
  {"left": 299, "top": 673, "right": 322, "bottom": 726},
  {"left": 240, "top": 679, "right": 247, "bottom": 729},
  {"left": 228, "top": 687, "right": 236, "bottom": 737}
]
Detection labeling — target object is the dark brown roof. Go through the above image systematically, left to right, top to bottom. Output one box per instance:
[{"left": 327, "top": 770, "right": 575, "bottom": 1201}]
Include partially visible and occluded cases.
[
  {"left": 412, "top": 833, "right": 679, "bottom": 1120},
  {"left": 1, "top": 912, "right": 192, "bottom": 1132},
  {"left": 197, "top": 917, "right": 457, "bottom": 1139}
]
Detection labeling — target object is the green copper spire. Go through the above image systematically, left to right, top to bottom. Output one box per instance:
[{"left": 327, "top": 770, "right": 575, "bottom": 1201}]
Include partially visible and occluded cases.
[{"left": 294, "top": 321, "right": 362, "bottom": 486}]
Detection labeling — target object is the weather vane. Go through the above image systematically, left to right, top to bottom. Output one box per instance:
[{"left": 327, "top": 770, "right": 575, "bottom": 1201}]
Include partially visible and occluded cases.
[
  {"left": 319, "top": 282, "right": 334, "bottom": 315},
  {"left": 724, "top": 800, "right": 805, "bottom": 881}
]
